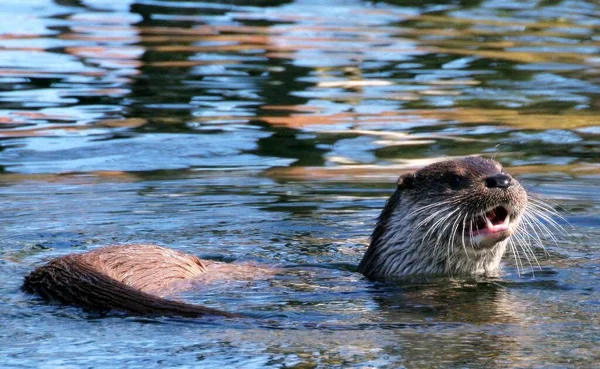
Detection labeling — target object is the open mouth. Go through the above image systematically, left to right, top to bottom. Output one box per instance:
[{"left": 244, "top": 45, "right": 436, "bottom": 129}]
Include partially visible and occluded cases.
[{"left": 472, "top": 205, "right": 510, "bottom": 237}]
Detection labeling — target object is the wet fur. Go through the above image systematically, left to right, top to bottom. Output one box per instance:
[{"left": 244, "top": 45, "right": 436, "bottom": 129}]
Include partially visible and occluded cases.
[{"left": 23, "top": 245, "right": 237, "bottom": 318}]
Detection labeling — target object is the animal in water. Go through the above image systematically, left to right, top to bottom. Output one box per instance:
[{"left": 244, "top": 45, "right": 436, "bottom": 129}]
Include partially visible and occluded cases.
[
  {"left": 23, "top": 156, "right": 560, "bottom": 317},
  {"left": 358, "top": 156, "right": 554, "bottom": 278}
]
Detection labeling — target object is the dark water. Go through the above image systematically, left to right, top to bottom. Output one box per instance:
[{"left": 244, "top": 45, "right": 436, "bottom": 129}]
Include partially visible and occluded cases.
[{"left": 1, "top": 0, "right": 598, "bottom": 367}]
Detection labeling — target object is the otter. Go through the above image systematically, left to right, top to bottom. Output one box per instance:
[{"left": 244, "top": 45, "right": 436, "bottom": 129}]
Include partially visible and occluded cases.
[
  {"left": 22, "top": 156, "right": 541, "bottom": 318},
  {"left": 358, "top": 156, "right": 528, "bottom": 278}
]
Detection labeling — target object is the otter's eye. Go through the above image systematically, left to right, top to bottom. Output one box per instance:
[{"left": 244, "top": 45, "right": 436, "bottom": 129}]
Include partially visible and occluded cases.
[{"left": 447, "top": 174, "right": 466, "bottom": 190}]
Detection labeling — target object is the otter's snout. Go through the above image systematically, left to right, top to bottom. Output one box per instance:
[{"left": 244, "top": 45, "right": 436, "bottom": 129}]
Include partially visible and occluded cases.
[{"left": 485, "top": 173, "right": 512, "bottom": 189}]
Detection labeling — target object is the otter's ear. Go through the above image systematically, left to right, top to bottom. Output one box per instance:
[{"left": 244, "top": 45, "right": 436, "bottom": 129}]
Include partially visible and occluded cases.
[{"left": 397, "top": 173, "right": 415, "bottom": 190}]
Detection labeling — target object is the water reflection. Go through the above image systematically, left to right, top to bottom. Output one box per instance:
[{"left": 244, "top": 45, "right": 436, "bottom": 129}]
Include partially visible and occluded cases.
[
  {"left": 0, "top": 0, "right": 598, "bottom": 368},
  {"left": 1, "top": 0, "right": 599, "bottom": 175}
]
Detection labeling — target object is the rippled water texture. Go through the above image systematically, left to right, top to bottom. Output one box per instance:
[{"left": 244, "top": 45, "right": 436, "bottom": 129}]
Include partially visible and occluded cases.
[{"left": 1, "top": 0, "right": 598, "bottom": 368}]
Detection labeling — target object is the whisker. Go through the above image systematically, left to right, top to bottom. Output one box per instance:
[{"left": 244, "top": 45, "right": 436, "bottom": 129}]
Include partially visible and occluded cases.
[
  {"left": 529, "top": 196, "right": 569, "bottom": 216},
  {"left": 528, "top": 198, "right": 571, "bottom": 228},
  {"left": 405, "top": 199, "right": 457, "bottom": 219},
  {"left": 526, "top": 206, "right": 568, "bottom": 237},
  {"left": 423, "top": 209, "right": 460, "bottom": 251},
  {"left": 450, "top": 211, "right": 468, "bottom": 261},
  {"left": 522, "top": 211, "right": 559, "bottom": 248},
  {"left": 520, "top": 213, "right": 549, "bottom": 251},
  {"left": 461, "top": 214, "right": 468, "bottom": 257},
  {"left": 511, "top": 230, "right": 540, "bottom": 273},
  {"left": 507, "top": 238, "right": 520, "bottom": 276}
]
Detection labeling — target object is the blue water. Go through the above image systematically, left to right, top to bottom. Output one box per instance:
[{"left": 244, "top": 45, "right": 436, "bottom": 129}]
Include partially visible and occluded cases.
[{"left": 1, "top": 0, "right": 598, "bottom": 367}]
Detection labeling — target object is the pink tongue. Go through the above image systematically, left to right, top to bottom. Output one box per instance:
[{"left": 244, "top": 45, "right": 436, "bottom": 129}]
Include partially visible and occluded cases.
[
  {"left": 473, "top": 210, "right": 509, "bottom": 236},
  {"left": 473, "top": 222, "right": 508, "bottom": 236},
  {"left": 487, "top": 222, "right": 508, "bottom": 233}
]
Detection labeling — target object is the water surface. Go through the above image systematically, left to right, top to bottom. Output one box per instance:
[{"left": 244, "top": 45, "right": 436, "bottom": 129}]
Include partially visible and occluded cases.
[{"left": 0, "top": 0, "right": 598, "bottom": 368}]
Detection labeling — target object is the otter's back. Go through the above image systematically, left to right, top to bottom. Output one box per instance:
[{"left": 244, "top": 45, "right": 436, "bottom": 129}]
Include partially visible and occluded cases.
[
  {"left": 22, "top": 244, "right": 235, "bottom": 318},
  {"left": 87, "top": 244, "right": 207, "bottom": 295}
]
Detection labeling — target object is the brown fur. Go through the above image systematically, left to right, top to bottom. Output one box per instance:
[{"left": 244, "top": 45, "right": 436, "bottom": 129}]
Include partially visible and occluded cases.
[{"left": 23, "top": 245, "right": 237, "bottom": 318}]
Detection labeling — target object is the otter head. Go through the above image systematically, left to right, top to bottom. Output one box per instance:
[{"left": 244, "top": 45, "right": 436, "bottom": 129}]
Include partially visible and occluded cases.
[{"left": 358, "top": 156, "right": 528, "bottom": 279}]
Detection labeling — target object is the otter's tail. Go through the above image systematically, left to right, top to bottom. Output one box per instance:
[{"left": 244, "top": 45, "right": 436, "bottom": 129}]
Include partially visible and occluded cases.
[{"left": 22, "top": 257, "right": 238, "bottom": 318}]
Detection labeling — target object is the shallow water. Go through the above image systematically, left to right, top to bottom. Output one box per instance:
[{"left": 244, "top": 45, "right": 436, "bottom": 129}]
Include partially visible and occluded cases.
[{"left": 0, "top": 0, "right": 598, "bottom": 367}]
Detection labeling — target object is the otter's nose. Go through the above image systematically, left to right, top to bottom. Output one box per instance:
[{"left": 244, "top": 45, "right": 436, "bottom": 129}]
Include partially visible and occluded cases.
[{"left": 485, "top": 173, "right": 512, "bottom": 189}]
